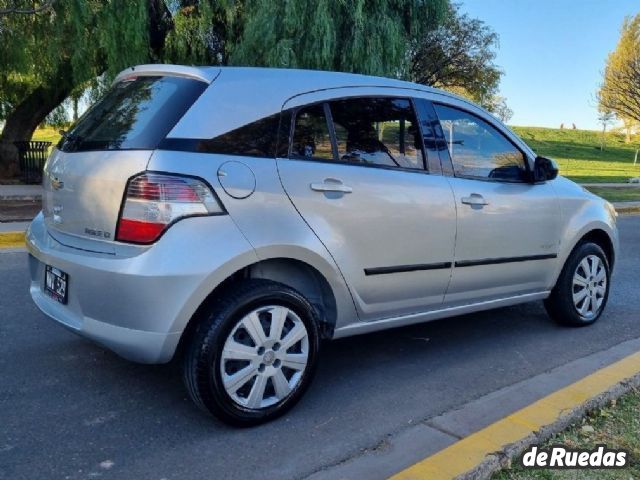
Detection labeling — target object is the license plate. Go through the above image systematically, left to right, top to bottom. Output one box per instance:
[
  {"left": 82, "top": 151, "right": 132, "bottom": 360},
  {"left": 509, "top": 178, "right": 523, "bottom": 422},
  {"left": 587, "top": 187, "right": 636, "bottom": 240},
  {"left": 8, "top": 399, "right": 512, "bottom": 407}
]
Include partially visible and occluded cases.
[{"left": 45, "top": 265, "right": 68, "bottom": 304}]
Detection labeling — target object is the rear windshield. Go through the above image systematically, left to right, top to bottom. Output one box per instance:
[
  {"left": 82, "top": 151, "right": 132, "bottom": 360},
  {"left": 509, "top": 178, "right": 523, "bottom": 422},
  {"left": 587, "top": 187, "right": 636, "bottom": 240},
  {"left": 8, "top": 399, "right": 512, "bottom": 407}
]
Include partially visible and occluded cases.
[{"left": 58, "top": 76, "right": 207, "bottom": 152}]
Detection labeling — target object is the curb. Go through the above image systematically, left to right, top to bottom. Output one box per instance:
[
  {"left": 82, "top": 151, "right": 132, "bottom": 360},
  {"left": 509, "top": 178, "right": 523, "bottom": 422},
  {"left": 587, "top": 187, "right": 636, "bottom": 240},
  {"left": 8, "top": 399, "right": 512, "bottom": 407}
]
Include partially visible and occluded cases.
[
  {"left": 615, "top": 205, "right": 640, "bottom": 215},
  {"left": 0, "top": 231, "right": 26, "bottom": 249},
  {"left": 390, "top": 352, "right": 640, "bottom": 480},
  {"left": 454, "top": 374, "right": 640, "bottom": 480}
]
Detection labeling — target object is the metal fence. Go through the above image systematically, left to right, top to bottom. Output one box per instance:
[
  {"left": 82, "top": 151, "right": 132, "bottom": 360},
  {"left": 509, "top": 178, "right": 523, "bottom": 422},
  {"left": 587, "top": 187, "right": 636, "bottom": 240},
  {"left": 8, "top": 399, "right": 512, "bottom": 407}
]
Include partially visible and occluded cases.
[{"left": 14, "top": 141, "right": 51, "bottom": 184}]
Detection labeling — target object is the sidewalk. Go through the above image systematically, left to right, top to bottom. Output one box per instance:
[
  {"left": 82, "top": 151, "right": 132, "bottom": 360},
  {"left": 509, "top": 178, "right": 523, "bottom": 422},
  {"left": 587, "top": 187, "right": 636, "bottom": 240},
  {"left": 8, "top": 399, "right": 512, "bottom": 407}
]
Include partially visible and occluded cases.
[
  {"left": 581, "top": 182, "right": 640, "bottom": 187},
  {"left": 0, "top": 184, "right": 43, "bottom": 200},
  {"left": 613, "top": 201, "right": 640, "bottom": 214},
  {"left": 0, "top": 221, "right": 30, "bottom": 232}
]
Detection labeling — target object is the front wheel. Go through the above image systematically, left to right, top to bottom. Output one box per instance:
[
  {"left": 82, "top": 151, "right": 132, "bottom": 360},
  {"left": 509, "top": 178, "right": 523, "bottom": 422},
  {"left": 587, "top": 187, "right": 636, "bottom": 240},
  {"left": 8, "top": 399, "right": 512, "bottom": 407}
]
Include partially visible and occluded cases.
[
  {"left": 544, "top": 242, "right": 610, "bottom": 326},
  {"left": 182, "top": 279, "right": 320, "bottom": 426}
]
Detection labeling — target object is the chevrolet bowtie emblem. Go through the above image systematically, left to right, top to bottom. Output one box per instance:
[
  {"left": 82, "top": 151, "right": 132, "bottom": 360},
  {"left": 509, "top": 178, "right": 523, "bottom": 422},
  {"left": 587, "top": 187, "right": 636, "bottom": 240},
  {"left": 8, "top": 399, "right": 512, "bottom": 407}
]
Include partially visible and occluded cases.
[{"left": 51, "top": 177, "right": 64, "bottom": 190}]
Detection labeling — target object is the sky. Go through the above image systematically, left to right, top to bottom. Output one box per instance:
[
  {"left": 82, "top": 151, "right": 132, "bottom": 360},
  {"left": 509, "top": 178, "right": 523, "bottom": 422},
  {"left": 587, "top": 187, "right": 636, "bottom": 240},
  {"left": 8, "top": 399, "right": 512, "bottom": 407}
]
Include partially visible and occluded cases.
[{"left": 459, "top": 0, "right": 638, "bottom": 130}]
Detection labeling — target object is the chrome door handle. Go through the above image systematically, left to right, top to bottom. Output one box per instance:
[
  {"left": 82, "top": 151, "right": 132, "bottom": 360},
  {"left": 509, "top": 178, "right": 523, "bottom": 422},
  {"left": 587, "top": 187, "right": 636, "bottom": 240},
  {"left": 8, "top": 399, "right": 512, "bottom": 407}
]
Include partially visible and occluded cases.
[
  {"left": 310, "top": 180, "right": 353, "bottom": 194},
  {"left": 461, "top": 193, "right": 488, "bottom": 206}
]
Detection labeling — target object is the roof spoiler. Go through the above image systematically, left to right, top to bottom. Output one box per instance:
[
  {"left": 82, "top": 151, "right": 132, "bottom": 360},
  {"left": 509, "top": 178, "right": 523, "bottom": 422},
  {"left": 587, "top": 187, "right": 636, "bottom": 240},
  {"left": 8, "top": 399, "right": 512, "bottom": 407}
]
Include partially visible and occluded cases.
[{"left": 113, "top": 64, "right": 220, "bottom": 85}]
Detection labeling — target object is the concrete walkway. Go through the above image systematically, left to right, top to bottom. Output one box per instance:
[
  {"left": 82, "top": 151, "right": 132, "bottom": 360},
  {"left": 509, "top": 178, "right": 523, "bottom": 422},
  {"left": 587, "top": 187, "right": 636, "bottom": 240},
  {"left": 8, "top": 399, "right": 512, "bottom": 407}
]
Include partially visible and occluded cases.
[
  {"left": 581, "top": 182, "right": 640, "bottom": 188},
  {"left": 0, "top": 184, "right": 43, "bottom": 200},
  {"left": 613, "top": 201, "right": 640, "bottom": 214},
  {"left": 0, "top": 221, "right": 30, "bottom": 232}
]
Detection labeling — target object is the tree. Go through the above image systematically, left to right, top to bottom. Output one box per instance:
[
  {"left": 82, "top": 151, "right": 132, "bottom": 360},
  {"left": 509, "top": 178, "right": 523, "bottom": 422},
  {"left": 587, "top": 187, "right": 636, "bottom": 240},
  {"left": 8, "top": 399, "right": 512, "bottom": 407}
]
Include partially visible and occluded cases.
[
  {"left": 0, "top": 0, "right": 150, "bottom": 176},
  {"left": 0, "top": 0, "right": 55, "bottom": 16},
  {"left": 1, "top": 0, "right": 452, "bottom": 177},
  {"left": 229, "top": 0, "right": 448, "bottom": 77},
  {"left": 410, "top": 2, "right": 502, "bottom": 105},
  {"left": 598, "top": 14, "right": 640, "bottom": 125},
  {"left": 486, "top": 95, "right": 513, "bottom": 123},
  {"left": 598, "top": 109, "right": 615, "bottom": 151},
  {"left": 621, "top": 117, "right": 638, "bottom": 143}
]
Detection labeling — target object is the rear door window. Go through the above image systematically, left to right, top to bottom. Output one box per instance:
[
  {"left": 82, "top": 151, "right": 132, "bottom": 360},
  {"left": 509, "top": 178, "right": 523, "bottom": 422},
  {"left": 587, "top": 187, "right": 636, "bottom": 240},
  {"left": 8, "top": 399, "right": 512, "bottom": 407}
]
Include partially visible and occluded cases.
[
  {"left": 59, "top": 76, "right": 207, "bottom": 152},
  {"left": 330, "top": 97, "right": 425, "bottom": 170},
  {"left": 290, "top": 104, "right": 334, "bottom": 161}
]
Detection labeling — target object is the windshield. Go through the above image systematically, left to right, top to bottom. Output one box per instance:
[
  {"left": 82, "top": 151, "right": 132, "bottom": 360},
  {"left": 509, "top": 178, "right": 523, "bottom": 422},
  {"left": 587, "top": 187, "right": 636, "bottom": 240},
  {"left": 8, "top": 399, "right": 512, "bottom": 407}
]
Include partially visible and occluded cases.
[{"left": 59, "top": 76, "right": 207, "bottom": 152}]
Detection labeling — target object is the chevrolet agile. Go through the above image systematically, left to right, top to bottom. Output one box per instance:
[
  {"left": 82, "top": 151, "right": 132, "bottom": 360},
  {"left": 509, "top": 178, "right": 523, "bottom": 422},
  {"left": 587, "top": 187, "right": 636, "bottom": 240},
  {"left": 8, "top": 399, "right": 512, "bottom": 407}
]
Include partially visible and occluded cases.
[{"left": 27, "top": 65, "right": 618, "bottom": 426}]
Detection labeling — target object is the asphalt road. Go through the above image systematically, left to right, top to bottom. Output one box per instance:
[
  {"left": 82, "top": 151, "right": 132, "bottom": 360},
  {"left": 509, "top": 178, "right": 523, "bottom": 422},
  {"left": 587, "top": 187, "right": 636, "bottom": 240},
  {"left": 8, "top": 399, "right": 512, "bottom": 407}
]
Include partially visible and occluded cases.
[{"left": 1, "top": 217, "right": 639, "bottom": 480}]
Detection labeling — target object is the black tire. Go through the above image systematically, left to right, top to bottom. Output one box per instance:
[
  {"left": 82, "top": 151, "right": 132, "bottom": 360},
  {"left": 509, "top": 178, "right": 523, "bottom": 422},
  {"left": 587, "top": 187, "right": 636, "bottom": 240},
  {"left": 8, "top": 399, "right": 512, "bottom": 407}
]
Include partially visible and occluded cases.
[
  {"left": 544, "top": 242, "right": 610, "bottom": 327},
  {"left": 182, "top": 279, "right": 320, "bottom": 427}
]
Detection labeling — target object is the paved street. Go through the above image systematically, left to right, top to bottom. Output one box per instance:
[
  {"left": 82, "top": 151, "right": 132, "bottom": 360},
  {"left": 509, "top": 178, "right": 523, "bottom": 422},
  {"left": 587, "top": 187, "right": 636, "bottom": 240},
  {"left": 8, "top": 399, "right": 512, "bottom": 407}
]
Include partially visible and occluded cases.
[{"left": 1, "top": 217, "right": 639, "bottom": 480}]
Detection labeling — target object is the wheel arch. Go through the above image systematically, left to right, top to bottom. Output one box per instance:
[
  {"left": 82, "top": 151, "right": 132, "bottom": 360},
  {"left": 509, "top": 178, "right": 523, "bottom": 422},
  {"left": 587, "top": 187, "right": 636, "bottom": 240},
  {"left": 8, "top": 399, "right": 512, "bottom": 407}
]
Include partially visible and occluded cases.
[
  {"left": 552, "top": 223, "right": 618, "bottom": 290},
  {"left": 578, "top": 228, "right": 615, "bottom": 269},
  {"left": 174, "top": 255, "right": 352, "bottom": 361}
]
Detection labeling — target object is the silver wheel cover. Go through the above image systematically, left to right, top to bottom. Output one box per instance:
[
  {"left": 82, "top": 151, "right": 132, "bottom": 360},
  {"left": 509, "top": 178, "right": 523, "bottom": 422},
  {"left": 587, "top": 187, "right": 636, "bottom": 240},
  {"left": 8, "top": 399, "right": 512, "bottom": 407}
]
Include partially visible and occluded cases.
[
  {"left": 572, "top": 254, "right": 607, "bottom": 319},
  {"left": 220, "top": 305, "right": 309, "bottom": 409}
]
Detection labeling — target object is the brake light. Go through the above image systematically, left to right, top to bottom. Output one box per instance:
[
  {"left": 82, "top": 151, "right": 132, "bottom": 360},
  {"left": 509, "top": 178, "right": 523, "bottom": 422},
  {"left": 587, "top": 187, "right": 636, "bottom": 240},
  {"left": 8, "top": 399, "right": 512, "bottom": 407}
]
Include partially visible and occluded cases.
[{"left": 116, "top": 173, "right": 224, "bottom": 244}]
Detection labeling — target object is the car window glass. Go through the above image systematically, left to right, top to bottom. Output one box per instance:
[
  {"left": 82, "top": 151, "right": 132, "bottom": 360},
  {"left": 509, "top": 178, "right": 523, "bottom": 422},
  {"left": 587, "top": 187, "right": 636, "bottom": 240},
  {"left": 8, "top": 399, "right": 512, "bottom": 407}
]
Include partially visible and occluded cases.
[
  {"left": 60, "top": 76, "right": 206, "bottom": 152},
  {"left": 330, "top": 98, "right": 424, "bottom": 170},
  {"left": 291, "top": 104, "right": 334, "bottom": 160},
  {"left": 433, "top": 104, "right": 526, "bottom": 182},
  {"left": 198, "top": 114, "right": 281, "bottom": 157}
]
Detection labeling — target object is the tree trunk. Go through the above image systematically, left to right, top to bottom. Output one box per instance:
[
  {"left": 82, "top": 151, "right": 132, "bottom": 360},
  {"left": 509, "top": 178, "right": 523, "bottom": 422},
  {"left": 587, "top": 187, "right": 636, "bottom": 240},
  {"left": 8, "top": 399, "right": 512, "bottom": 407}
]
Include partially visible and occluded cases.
[{"left": 0, "top": 80, "right": 73, "bottom": 178}]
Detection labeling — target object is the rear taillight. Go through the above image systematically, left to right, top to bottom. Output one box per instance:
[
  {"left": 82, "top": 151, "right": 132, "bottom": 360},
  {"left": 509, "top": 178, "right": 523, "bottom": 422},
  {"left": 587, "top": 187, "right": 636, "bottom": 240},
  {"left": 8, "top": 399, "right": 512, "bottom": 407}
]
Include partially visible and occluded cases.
[{"left": 116, "top": 172, "right": 224, "bottom": 244}]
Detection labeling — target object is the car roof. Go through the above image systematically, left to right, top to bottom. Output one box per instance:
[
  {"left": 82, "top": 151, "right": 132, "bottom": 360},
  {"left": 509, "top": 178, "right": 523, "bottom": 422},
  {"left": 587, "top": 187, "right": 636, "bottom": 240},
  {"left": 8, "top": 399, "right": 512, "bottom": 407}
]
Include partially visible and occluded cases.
[
  {"left": 115, "top": 64, "right": 482, "bottom": 142},
  {"left": 116, "top": 64, "right": 437, "bottom": 95}
]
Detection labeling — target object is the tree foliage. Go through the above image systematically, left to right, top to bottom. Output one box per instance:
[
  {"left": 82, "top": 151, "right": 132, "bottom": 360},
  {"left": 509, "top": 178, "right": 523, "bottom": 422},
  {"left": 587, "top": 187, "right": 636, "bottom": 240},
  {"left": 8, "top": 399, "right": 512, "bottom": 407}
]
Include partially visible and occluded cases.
[
  {"left": 0, "top": 0, "right": 150, "bottom": 174},
  {"left": 0, "top": 0, "right": 465, "bottom": 176},
  {"left": 230, "top": 0, "right": 447, "bottom": 77},
  {"left": 0, "top": 1, "right": 149, "bottom": 103},
  {"left": 163, "top": 1, "right": 235, "bottom": 65},
  {"left": 410, "top": 2, "right": 501, "bottom": 106},
  {"left": 599, "top": 14, "right": 640, "bottom": 124},
  {"left": 485, "top": 95, "right": 513, "bottom": 123}
]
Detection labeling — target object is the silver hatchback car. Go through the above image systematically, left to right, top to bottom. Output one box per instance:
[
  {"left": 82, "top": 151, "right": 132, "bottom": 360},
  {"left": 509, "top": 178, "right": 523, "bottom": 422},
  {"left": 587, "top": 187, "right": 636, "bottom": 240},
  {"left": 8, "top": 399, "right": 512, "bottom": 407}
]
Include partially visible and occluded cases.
[{"left": 27, "top": 65, "right": 618, "bottom": 425}]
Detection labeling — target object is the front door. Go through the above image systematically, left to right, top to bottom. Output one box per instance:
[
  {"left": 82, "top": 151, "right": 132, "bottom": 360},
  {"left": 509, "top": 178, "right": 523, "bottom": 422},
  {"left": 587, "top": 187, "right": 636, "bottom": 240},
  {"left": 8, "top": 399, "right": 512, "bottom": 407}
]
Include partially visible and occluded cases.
[
  {"left": 277, "top": 95, "right": 457, "bottom": 321},
  {"left": 430, "top": 102, "right": 562, "bottom": 305}
]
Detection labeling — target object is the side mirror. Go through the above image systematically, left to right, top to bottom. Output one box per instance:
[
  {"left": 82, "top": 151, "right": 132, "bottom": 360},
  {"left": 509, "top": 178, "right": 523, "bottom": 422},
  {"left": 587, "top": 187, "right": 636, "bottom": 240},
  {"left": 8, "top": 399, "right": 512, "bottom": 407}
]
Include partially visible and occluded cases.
[{"left": 533, "top": 156, "right": 558, "bottom": 182}]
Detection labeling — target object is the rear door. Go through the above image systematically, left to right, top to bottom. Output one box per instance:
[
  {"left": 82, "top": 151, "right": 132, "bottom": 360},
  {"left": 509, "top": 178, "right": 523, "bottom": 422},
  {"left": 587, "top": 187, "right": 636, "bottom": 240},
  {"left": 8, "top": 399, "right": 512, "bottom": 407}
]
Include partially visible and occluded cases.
[
  {"left": 277, "top": 92, "right": 457, "bottom": 321},
  {"left": 427, "top": 99, "right": 562, "bottom": 305}
]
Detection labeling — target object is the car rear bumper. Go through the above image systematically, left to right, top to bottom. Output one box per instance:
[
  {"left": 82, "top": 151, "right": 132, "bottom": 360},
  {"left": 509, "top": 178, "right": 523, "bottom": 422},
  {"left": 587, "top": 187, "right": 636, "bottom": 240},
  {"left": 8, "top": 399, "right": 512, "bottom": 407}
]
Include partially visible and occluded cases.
[
  {"left": 26, "top": 212, "right": 257, "bottom": 364},
  {"left": 29, "top": 278, "right": 180, "bottom": 363}
]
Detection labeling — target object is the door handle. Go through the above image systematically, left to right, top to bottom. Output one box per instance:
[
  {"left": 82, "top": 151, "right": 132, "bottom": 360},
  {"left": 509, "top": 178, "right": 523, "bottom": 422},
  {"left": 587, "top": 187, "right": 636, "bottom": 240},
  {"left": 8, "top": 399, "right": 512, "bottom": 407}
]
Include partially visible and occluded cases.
[
  {"left": 310, "top": 179, "right": 353, "bottom": 194},
  {"left": 461, "top": 193, "right": 488, "bottom": 206}
]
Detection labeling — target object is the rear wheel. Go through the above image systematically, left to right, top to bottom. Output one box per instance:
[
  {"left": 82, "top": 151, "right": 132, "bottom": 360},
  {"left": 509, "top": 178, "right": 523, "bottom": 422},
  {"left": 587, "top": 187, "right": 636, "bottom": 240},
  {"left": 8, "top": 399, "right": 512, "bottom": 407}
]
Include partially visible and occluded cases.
[
  {"left": 544, "top": 242, "right": 610, "bottom": 326},
  {"left": 182, "top": 279, "right": 320, "bottom": 426}
]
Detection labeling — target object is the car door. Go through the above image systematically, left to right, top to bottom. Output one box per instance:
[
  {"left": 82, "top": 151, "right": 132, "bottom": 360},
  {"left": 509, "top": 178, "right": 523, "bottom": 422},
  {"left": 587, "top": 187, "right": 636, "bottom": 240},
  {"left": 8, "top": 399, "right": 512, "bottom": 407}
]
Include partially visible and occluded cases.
[
  {"left": 276, "top": 92, "right": 457, "bottom": 321},
  {"left": 427, "top": 99, "right": 562, "bottom": 305}
]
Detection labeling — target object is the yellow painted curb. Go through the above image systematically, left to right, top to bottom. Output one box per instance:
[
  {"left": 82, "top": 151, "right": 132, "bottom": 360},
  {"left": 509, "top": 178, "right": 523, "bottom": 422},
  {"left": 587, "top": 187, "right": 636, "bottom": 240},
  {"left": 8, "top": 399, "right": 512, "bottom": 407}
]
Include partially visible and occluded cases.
[
  {"left": 0, "top": 231, "right": 25, "bottom": 249},
  {"left": 389, "top": 351, "right": 640, "bottom": 480}
]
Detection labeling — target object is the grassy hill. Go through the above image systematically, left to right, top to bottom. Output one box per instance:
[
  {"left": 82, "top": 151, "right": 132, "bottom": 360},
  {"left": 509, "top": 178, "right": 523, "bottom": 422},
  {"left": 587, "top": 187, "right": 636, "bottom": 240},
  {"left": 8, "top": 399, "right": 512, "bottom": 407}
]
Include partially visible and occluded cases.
[{"left": 512, "top": 126, "right": 640, "bottom": 183}]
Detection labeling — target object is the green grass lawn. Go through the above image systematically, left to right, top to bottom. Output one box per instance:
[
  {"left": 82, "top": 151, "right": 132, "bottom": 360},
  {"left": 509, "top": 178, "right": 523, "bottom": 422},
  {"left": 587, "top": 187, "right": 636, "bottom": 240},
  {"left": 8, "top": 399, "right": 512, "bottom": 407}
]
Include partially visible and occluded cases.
[
  {"left": 31, "top": 126, "right": 62, "bottom": 145},
  {"left": 512, "top": 126, "right": 640, "bottom": 184},
  {"left": 586, "top": 186, "right": 640, "bottom": 203},
  {"left": 493, "top": 388, "right": 640, "bottom": 479}
]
